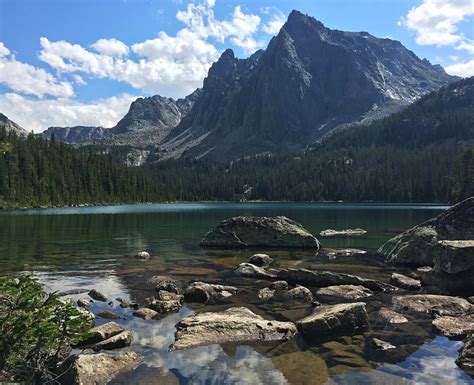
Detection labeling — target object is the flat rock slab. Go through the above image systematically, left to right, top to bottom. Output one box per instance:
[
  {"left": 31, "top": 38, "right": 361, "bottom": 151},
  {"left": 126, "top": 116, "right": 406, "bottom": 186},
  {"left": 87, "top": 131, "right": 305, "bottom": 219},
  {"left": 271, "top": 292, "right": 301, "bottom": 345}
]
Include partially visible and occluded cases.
[
  {"left": 200, "top": 216, "right": 320, "bottom": 249},
  {"left": 320, "top": 228, "right": 367, "bottom": 237},
  {"left": 278, "top": 268, "right": 396, "bottom": 292},
  {"left": 390, "top": 273, "right": 421, "bottom": 291},
  {"left": 316, "top": 285, "right": 374, "bottom": 300},
  {"left": 392, "top": 294, "right": 472, "bottom": 316},
  {"left": 296, "top": 302, "right": 369, "bottom": 341},
  {"left": 170, "top": 307, "right": 297, "bottom": 351},
  {"left": 372, "top": 307, "right": 408, "bottom": 324},
  {"left": 133, "top": 308, "right": 159, "bottom": 320},
  {"left": 432, "top": 316, "right": 474, "bottom": 339},
  {"left": 77, "top": 322, "right": 133, "bottom": 351},
  {"left": 57, "top": 352, "right": 142, "bottom": 385}
]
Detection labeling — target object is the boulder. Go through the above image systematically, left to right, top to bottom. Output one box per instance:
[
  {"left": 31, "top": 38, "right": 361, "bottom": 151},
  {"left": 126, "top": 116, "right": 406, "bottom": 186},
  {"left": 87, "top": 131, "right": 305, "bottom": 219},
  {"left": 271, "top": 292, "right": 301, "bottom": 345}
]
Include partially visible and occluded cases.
[
  {"left": 379, "top": 197, "right": 474, "bottom": 266},
  {"left": 200, "top": 216, "right": 320, "bottom": 249},
  {"left": 320, "top": 228, "right": 367, "bottom": 237},
  {"left": 434, "top": 240, "right": 474, "bottom": 274},
  {"left": 134, "top": 251, "right": 150, "bottom": 260},
  {"left": 249, "top": 253, "right": 273, "bottom": 267},
  {"left": 235, "top": 263, "right": 276, "bottom": 279},
  {"left": 277, "top": 268, "right": 396, "bottom": 292},
  {"left": 390, "top": 273, "right": 421, "bottom": 291},
  {"left": 156, "top": 281, "right": 180, "bottom": 294},
  {"left": 183, "top": 281, "right": 238, "bottom": 303},
  {"left": 316, "top": 285, "right": 374, "bottom": 300},
  {"left": 284, "top": 286, "right": 314, "bottom": 302},
  {"left": 257, "top": 287, "right": 275, "bottom": 300},
  {"left": 88, "top": 289, "right": 107, "bottom": 302},
  {"left": 144, "top": 291, "right": 183, "bottom": 313},
  {"left": 392, "top": 294, "right": 472, "bottom": 316},
  {"left": 77, "top": 298, "right": 93, "bottom": 309},
  {"left": 296, "top": 303, "right": 369, "bottom": 341},
  {"left": 170, "top": 307, "right": 297, "bottom": 351},
  {"left": 372, "top": 307, "right": 408, "bottom": 324},
  {"left": 133, "top": 308, "right": 159, "bottom": 320},
  {"left": 97, "top": 310, "right": 122, "bottom": 320},
  {"left": 432, "top": 316, "right": 474, "bottom": 339},
  {"left": 77, "top": 322, "right": 132, "bottom": 351},
  {"left": 457, "top": 333, "right": 474, "bottom": 376},
  {"left": 371, "top": 338, "right": 396, "bottom": 350},
  {"left": 57, "top": 352, "right": 142, "bottom": 385}
]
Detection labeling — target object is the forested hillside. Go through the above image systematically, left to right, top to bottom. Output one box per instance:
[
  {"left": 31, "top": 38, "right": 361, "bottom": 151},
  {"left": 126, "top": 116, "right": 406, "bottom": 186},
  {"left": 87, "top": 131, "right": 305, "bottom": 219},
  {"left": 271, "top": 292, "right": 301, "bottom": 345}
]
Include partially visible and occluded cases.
[{"left": 0, "top": 130, "right": 161, "bottom": 208}]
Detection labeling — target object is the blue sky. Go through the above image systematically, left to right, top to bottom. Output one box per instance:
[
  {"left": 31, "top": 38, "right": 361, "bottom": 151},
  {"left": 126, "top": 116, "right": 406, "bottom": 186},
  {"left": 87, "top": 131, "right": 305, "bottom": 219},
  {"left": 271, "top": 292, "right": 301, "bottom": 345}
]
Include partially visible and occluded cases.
[{"left": 0, "top": 0, "right": 472, "bottom": 132}]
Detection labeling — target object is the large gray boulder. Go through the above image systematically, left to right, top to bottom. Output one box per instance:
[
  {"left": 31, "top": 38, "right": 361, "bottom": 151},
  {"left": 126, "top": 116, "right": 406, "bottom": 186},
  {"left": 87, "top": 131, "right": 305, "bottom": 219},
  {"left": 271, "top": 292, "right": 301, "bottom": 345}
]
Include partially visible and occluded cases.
[
  {"left": 379, "top": 197, "right": 474, "bottom": 266},
  {"left": 200, "top": 216, "right": 320, "bottom": 249},
  {"left": 277, "top": 268, "right": 396, "bottom": 292},
  {"left": 184, "top": 281, "right": 238, "bottom": 303},
  {"left": 296, "top": 303, "right": 369, "bottom": 340},
  {"left": 170, "top": 307, "right": 297, "bottom": 351},
  {"left": 57, "top": 352, "right": 141, "bottom": 385}
]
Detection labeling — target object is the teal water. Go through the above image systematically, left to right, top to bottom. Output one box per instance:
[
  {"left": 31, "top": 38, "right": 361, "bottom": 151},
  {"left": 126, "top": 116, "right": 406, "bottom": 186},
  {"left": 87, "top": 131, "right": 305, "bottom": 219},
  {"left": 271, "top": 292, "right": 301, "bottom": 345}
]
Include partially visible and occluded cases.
[{"left": 1, "top": 203, "right": 472, "bottom": 384}]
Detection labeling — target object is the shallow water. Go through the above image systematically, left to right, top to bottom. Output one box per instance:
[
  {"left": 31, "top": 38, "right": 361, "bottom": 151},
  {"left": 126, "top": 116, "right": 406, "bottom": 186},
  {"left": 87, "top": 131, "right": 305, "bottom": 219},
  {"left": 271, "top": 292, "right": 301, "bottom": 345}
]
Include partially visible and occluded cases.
[{"left": 1, "top": 203, "right": 472, "bottom": 384}]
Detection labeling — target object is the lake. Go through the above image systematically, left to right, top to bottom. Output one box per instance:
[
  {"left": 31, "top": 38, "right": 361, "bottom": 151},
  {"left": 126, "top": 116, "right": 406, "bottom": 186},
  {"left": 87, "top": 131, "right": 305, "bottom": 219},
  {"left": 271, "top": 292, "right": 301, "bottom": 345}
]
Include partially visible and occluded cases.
[{"left": 1, "top": 203, "right": 472, "bottom": 384}]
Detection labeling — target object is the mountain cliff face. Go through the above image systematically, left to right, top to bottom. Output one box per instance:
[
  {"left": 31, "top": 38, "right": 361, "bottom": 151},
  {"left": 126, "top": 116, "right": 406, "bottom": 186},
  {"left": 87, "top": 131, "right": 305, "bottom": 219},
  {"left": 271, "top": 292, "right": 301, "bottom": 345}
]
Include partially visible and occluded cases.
[
  {"left": 40, "top": 10, "right": 456, "bottom": 160},
  {"left": 159, "top": 10, "right": 455, "bottom": 160},
  {"left": 0, "top": 113, "right": 28, "bottom": 136},
  {"left": 42, "top": 126, "right": 108, "bottom": 144}
]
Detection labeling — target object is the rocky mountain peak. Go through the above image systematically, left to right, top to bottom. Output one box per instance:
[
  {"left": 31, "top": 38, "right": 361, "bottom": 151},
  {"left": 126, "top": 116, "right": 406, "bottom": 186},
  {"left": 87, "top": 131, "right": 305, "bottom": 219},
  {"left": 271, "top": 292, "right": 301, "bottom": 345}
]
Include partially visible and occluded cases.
[{"left": 0, "top": 113, "right": 28, "bottom": 136}]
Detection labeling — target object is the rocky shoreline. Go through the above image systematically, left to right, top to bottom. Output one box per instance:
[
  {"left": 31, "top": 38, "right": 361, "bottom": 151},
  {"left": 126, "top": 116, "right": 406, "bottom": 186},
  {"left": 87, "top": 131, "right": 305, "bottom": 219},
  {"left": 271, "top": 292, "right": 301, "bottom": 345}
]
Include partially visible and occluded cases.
[{"left": 54, "top": 198, "right": 473, "bottom": 383}]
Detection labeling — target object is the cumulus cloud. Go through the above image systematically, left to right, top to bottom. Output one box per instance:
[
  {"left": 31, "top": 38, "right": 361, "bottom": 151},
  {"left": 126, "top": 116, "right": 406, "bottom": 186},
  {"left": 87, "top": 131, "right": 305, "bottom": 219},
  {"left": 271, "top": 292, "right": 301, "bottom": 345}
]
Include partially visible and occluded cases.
[
  {"left": 400, "top": 0, "right": 474, "bottom": 51},
  {"left": 37, "top": 1, "right": 272, "bottom": 98},
  {"left": 90, "top": 38, "right": 129, "bottom": 56},
  {"left": 0, "top": 42, "right": 74, "bottom": 99},
  {"left": 445, "top": 59, "right": 474, "bottom": 77},
  {"left": 0, "top": 92, "right": 136, "bottom": 132}
]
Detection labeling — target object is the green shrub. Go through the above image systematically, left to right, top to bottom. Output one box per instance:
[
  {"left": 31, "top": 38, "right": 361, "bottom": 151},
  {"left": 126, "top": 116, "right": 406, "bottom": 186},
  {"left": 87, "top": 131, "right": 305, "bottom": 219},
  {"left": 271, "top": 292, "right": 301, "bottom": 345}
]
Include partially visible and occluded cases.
[{"left": 0, "top": 275, "right": 90, "bottom": 384}]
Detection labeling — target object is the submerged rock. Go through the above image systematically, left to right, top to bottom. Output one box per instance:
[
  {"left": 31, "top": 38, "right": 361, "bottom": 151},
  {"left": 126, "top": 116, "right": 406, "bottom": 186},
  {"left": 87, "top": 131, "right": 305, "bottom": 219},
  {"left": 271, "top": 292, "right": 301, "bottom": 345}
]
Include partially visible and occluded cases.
[
  {"left": 379, "top": 197, "right": 474, "bottom": 266},
  {"left": 200, "top": 216, "right": 320, "bottom": 249},
  {"left": 320, "top": 228, "right": 367, "bottom": 237},
  {"left": 249, "top": 253, "right": 273, "bottom": 267},
  {"left": 235, "top": 263, "right": 276, "bottom": 279},
  {"left": 278, "top": 268, "right": 396, "bottom": 292},
  {"left": 390, "top": 273, "right": 421, "bottom": 291},
  {"left": 269, "top": 280, "right": 289, "bottom": 291},
  {"left": 184, "top": 281, "right": 238, "bottom": 303},
  {"left": 316, "top": 285, "right": 374, "bottom": 300},
  {"left": 60, "top": 288, "right": 89, "bottom": 296},
  {"left": 88, "top": 289, "right": 107, "bottom": 302},
  {"left": 392, "top": 294, "right": 472, "bottom": 316},
  {"left": 77, "top": 298, "right": 93, "bottom": 309},
  {"left": 296, "top": 303, "right": 369, "bottom": 341},
  {"left": 170, "top": 307, "right": 297, "bottom": 351},
  {"left": 97, "top": 310, "right": 123, "bottom": 320},
  {"left": 432, "top": 316, "right": 474, "bottom": 339},
  {"left": 457, "top": 333, "right": 474, "bottom": 376},
  {"left": 371, "top": 338, "right": 396, "bottom": 350},
  {"left": 272, "top": 351, "right": 329, "bottom": 385},
  {"left": 57, "top": 352, "right": 142, "bottom": 385}
]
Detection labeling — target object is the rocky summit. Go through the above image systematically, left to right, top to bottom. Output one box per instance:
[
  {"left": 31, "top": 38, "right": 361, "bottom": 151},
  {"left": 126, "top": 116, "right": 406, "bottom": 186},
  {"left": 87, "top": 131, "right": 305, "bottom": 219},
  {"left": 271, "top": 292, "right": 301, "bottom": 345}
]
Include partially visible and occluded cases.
[
  {"left": 39, "top": 10, "right": 455, "bottom": 161},
  {"left": 0, "top": 113, "right": 28, "bottom": 137}
]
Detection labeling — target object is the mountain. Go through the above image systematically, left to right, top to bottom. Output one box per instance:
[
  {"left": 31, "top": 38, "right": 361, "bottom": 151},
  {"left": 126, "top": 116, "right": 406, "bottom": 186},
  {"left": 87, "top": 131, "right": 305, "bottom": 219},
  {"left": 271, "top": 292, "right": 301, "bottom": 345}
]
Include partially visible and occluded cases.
[
  {"left": 41, "top": 10, "right": 456, "bottom": 160},
  {"left": 159, "top": 10, "right": 455, "bottom": 160},
  {"left": 321, "top": 76, "right": 474, "bottom": 149},
  {"left": 42, "top": 90, "right": 201, "bottom": 147},
  {"left": 0, "top": 114, "right": 28, "bottom": 137}
]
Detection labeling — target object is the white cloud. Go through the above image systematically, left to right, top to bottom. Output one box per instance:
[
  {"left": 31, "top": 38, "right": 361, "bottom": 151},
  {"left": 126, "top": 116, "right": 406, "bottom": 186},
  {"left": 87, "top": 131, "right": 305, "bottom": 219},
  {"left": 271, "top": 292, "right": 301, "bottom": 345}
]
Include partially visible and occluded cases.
[
  {"left": 400, "top": 0, "right": 474, "bottom": 52},
  {"left": 37, "top": 1, "right": 270, "bottom": 98},
  {"left": 261, "top": 7, "right": 286, "bottom": 35},
  {"left": 91, "top": 38, "right": 129, "bottom": 56},
  {"left": 0, "top": 42, "right": 74, "bottom": 99},
  {"left": 445, "top": 59, "right": 474, "bottom": 77},
  {"left": 0, "top": 92, "right": 137, "bottom": 132}
]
